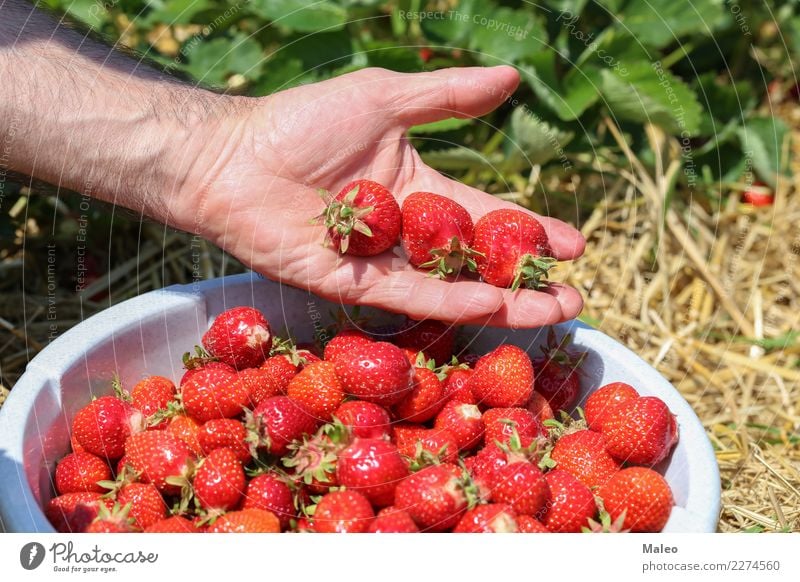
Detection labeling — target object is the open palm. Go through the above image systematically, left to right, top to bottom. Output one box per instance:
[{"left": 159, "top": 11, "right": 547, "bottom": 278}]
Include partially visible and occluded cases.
[{"left": 186, "top": 66, "right": 585, "bottom": 328}]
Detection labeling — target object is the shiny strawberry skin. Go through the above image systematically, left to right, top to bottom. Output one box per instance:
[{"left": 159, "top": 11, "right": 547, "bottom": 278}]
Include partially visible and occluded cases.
[
  {"left": 326, "top": 180, "right": 401, "bottom": 256},
  {"left": 400, "top": 191, "right": 474, "bottom": 267},
  {"left": 202, "top": 306, "right": 273, "bottom": 370},
  {"left": 394, "top": 318, "right": 456, "bottom": 366},
  {"left": 324, "top": 329, "right": 374, "bottom": 362},
  {"left": 334, "top": 341, "right": 413, "bottom": 406},
  {"left": 469, "top": 344, "right": 534, "bottom": 408},
  {"left": 259, "top": 355, "right": 300, "bottom": 395},
  {"left": 532, "top": 358, "right": 581, "bottom": 413},
  {"left": 180, "top": 361, "right": 234, "bottom": 387},
  {"left": 287, "top": 361, "right": 345, "bottom": 422},
  {"left": 181, "top": 365, "right": 248, "bottom": 423},
  {"left": 237, "top": 367, "right": 282, "bottom": 408},
  {"left": 393, "top": 367, "right": 446, "bottom": 423},
  {"left": 442, "top": 367, "right": 477, "bottom": 404},
  {"left": 131, "top": 376, "right": 177, "bottom": 424},
  {"left": 584, "top": 382, "right": 639, "bottom": 431},
  {"left": 72, "top": 396, "right": 143, "bottom": 460},
  {"left": 248, "top": 396, "right": 318, "bottom": 456},
  {"left": 601, "top": 396, "right": 678, "bottom": 465},
  {"left": 333, "top": 400, "right": 391, "bottom": 439},
  {"left": 433, "top": 401, "right": 484, "bottom": 451},
  {"left": 482, "top": 407, "right": 541, "bottom": 448},
  {"left": 166, "top": 414, "right": 202, "bottom": 456},
  {"left": 198, "top": 418, "right": 251, "bottom": 463},
  {"left": 550, "top": 430, "right": 620, "bottom": 489},
  {"left": 124, "top": 431, "right": 193, "bottom": 495},
  {"left": 336, "top": 438, "right": 408, "bottom": 507},
  {"left": 193, "top": 447, "right": 246, "bottom": 513},
  {"left": 55, "top": 452, "right": 112, "bottom": 495},
  {"left": 490, "top": 461, "right": 550, "bottom": 516},
  {"left": 394, "top": 463, "right": 468, "bottom": 532},
  {"left": 599, "top": 467, "right": 674, "bottom": 532},
  {"left": 538, "top": 469, "right": 597, "bottom": 533},
  {"left": 243, "top": 473, "right": 295, "bottom": 531},
  {"left": 117, "top": 482, "right": 167, "bottom": 530},
  {"left": 313, "top": 490, "right": 375, "bottom": 533},
  {"left": 45, "top": 492, "right": 113, "bottom": 533},
  {"left": 453, "top": 503, "right": 519, "bottom": 533},
  {"left": 368, "top": 507, "right": 420, "bottom": 533},
  {"left": 207, "top": 509, "right": 281, "bottom": 533},
  {"left": 144, "top": 515, "right": 200, "bottom": 533},
  {"left": 517, "top": 515, "right": 549, "bottom": 532}
]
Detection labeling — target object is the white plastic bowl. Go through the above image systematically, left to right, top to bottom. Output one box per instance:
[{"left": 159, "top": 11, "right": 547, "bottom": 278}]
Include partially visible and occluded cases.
[{"left": 0, "top": 273, "right": 720, "bottom": 532}]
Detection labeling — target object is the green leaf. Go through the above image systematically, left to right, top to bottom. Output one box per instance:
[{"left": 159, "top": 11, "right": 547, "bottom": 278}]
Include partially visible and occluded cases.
[
  {"left": 59, "top": 0, "right": 110, "bottom": 27},
  {"left": 145, "top": 0, "right": 213, "bottom": 25},
  {"left": 250, "top": 0, "right": 347, "bottom": 32},
  {"left": 417, "top": 0, "right": 491, "bottom": 46},
  {"left": 541, "top": 0, "right": 590, "bottom": 14},
  {"left": 617, "top": 0, "right": 729, "bottom": 49},
  {"left": 469, "top": 8, "right": 547, "bottom": 65},
  {"left": 266, "top": 31, "right": 354, "bottom": 73},
  {"left": 184, "top": 34, "right": 264, "bottom": 86},
  {"left": 363, "top": 42, "right": 422, "bottom": 72},
  {"left": 520, "top": 52, "right": 600, "bottom": 121},
  {"left": 250, "top": 57, "right": 310, "bottom": 95},
  {"left": 599, "top": 62, "right": 702, "bottom": 135},
  {"left": 504, "top": 106, "right": 574, "bottom": 169},
  {"left": 736, "top": 116, "right": 790, "bottom": 188},
  {"left": 408, "top": 118, "right": 473, "bottom": 135},
  {"left": 420, "top": 147, "right": 503, "bottom": 172}
]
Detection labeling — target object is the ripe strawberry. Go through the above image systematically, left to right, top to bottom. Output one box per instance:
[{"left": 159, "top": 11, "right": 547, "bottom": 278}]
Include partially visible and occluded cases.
[
  {"left": 741, "top": 182, "right": 773, "bottom": 207},
  {"left": 472, "top": 209, "right": 555, "bottom": 289},
  {"left": 202, "top": 306, "right": 273, "bottom": 370},
  {"left": 394, "top": 319, "right": 456, "bottom": 365},
  {"left": 323, "top": 329, "right": 373, "bottom": 362},
  {"left": 532, "top": 331, "right": 586, "bottom": 413},
  {"left": 334, "top": 341, "right": 413, "bottom": 406},
  {"left": 469, "top": 344, "right": 534, "bottom": 408},
  {"left": 259, "top": 355, "right": 301, "bottom": 396},
  {"left": 180, "top": 360, "right": 232, "bottom": 387},
  {"left": 287, "top": 361, "right": 345, "bottom": 422},
  {"left": 181, "top": 364, "right": 248, "bottom": 423},
  {"left": 393, "top": 366, "right": 446, "bottom": 423},
  {"left": 442, "top": 366, "right": 476, "bottom": 404},
  {"left": 237, "top": 367, "right": 282, "bottom": 408},
  {"left": 130, "top": 376, "right": 176, "bottom": 425},
  {"left": 584, "top": 382, "right": 639, "bottom": 431},
  {"left": 526, "top": 391, "right": 555, "bottom": 432},
  {"left": 72, "top": 395, "right": 143, "bottom": 460},
  {"left": 246, "top": 396, "right": 318, "bottom": 456},
  {"left": 601, "top": 396, "right": 678, "bottom": 465},
  {"left": 333, "top": 400, "right": 391, "bottom": 439},
  {"left": 433, "top": 401, "right": 484, "bottom": 451},
  {"left": 482, "top": 407, "right": 541, "bottom": 448},
  {"left": 166, "top": 414, "right": 202, "bottom": 455},
  {"left": 198, "top": 418, "right": 251, "bottom": 463},
  {"left": 393, "top": 423, "right": 430, "bottom": 452},
  {"left": 283, "top": 424, "right": 346, "bottom": 494},
  {"left": 395, "top": 426, "right": 459, "bottom": 465},
  {"left": 550, "top": 430, "right": 620, "bottom": 489},
  {"left": 124, "top": 431, "right": 193, "bottom": 495},
  {"left": 336, "top": 438, "right": 408, "bottom": 507},
  {"left": 468, "top": 445, "right": 509, "bottom": 487},
  {"left": 193, "top": 447, "right": 246, "bottom": 513},
  {"left": 55, "top": 452, "right": 112, "bottom": 495},
  {"left": 490, "top": 462, "right": 550, "bottom": 516},
  {"left": 394, "top": 463, "right": 469, "bottom": 532},
  {"left": 599, "top": 467, "right": 674, "bottom": 532},
  {"left": 537, "top": 470, "right": 597, "bottom": 532},
  {"left": 243, "top": 473, "right": 295, "bottom": 530},
  {"left": 117, "top": 482, "right": 167, "bottom": 530},
  {"left": 313, "top": 490, "right": 375, "bottom": 533},
  {"left": 45, "top": 492, "right": 113, "bottom": 533},
  {"left": 453, "top": 503, "right": 519, "bottom": 533},
  {"left": 85, "top": 505, "right": 136, "bottom": 533},
  {"left": 367, "top": 507, "right": 419, "bottom": 533},
  {"left": 206, "top": 509, "right": 281, "bottom": 533},
  {"left": 144, "top": 515, "right": 200, "bottom": 533},
  {"left": 517, "top": 515, "right": 549, "bottom": 533}
]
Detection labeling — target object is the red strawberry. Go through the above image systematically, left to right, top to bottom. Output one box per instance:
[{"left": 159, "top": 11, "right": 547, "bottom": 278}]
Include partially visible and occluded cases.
[
  {"left": 316, "top": 179, "right": 401, "bottom": 256},
  {"left": 741, "top": 182, "right": 773, "bottom": 207},
  {"left": 400, "top": 192, "right": 477, "bottom": 278},
  {"left": 472, "top": 209, "right": 555, "bottom": 289},
  {"left": 202, "top": 306, "right": 273, "bottom": 369},
  {"left": 394, "top": 318, "right": 455, "bottom": 366},
  {"left": 324, "top": 329, "right": 374, "bottom": 362},
  {"left": 532, "top": 331, "right": 586, "bottom": 413},
  {"left": 334, "top": 341, "right": 413, "bottom": 406},
  {"left": 469, "top": 344, "right": 534, "bottom": 408},
  {"left": 259, "top": 355, "right": 301, "bottom": 395},
  {"left": 180, "top": 360, "right": 231, "bottom": 387},
  {"left": 287, "top": 361, "right": 345, "bottom": 422},
  {"left": 181, "top": 365, "right": 248, "bottom": 423},
  {"left": 393, "top": 366, "right": 446, "bottom": 423},
  {"left": 237, "top": 367, "right": 282, "bottom": 407},
  {"left": 442, "top": 367, "right": 476, "bottom": 404},
  {"left": 130, "top": 376, "right": 176, "bottom": 425},
  {"left": 584, "top": 382, "right": 639, "bottom": 431},
  {"left": 526, "top": 391, "right": 555, "bottom": 432},
  {"left": 72, "top": 395, "right": 143, "bottom": 460},
  {"left": 246, "top": 396, "right": 318, "bottom": 456},
  {"left": 601, "top": 396, "right": 678, "bottom": 465},
  {"left": 333, "top": 400, "right": 391, "bottom": 439},
  {"left": 433, "top": 401, "right": 484, "bottom": 451},
  {"left": 482, "top": 407, "right": 541, "bottom": 448},
  {"left": 166, "top": 414, "right": 202, "bottom": 456},
  {"left": 198, "top": 418, "right": 251, "bottom": 463},
  {"left": 393, "top": 423, "right": 431, "bottom": 454},
  {"left": 283, "top": 424, "right": 345, "bottom": 494},
  {"left": 395, "top": 426, "right": 459, "bottom": 465},
  {"left": 550, "top": 430, "right": 620, "bottom": 489},
  {"left": 124, "top": 431, "right": 193, "bottom": 495},
  {"left": 336, "top": 438, "right": 408, "bottom": 507},
  {"left": 468, "top": 445, "right": 509, "bottom": 488},
  {"left": 193, "top": 447, "right": 245, "bottom": 513},
  {"left": 55, "top": 452, "right": 112, "bottom": 495},
  {"left": 490, "top": 461, "right": 550, "bottom": 516},
  {"left": 394, "top": 463, "right": 469, "bottom": 532},
  {"left": 599, "top": 467, "right": 674, "bottom": 532},
  {"left": 537, "top": 470, "right": 597, "bottom": 532},
  {"left": 243, "top": 473, "right": 295, "bottom": 530},
  {"left": 117, "top": 482, "right": 167, "bottom": 530},
  {"left": 313, "top": 490, "right": 375, "bottom": 533},
  {"left": 45, "top": 492, "right": 113, "bottom": 533},
  {"left": 453, "top": 503, "right": 519, "bottom": 533},
  {"left": 85, "top": 505, "right": 136, "bottom": 533},
  {"left": 367, "top": 507, "right": 419, "bottom": 533},
  {"left": 206, "top": 509, "right": 281, "bottom": 533},
  {"left": 144, "top": 515, "right": 200, "bottom": 533},
  {"left": 517, "top": 515, "right": 549, "bottom": 532}
]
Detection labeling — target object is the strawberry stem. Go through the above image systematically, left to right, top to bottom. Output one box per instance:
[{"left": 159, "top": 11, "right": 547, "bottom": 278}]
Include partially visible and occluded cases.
[{"left": 511, "top": 255, "right": 556, "bottom": 291}]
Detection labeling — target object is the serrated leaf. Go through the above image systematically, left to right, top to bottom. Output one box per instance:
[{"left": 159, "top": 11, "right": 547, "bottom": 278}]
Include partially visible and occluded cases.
[
  {"left": 250, "top": 0, "right": 347, "bottom": 32},
  {"left": 417, "top": 0, "right": 492, "bottom": 46},
  {"left": 617, "top": 0, "right": 729, "bottom": 49},
  {"left": 469, "top": 7, "right": 547, "bottom": 65},
  {"left": 184, "top": 34, "right": 264, "bottom": 85},
  {"left": 520, "top": 52, "right": 600, "bottom": 121},
  {"left": 505, "top": 107, "right": 574, "bottom": 169},
  {"left": 736, "top": 116, "right": 790, "bottom": 188},
  {"left": 408, "top": 117, "right": 473, "bottom": 135},
  {"left": 420, "top": 147, "right": 503, "bottom": 172}
]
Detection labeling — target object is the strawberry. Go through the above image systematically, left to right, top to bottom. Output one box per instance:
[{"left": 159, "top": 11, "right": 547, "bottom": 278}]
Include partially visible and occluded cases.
[
  {"left": 316, "top": 179, "right": 401, "bottom": 256},
  {"left": 741, "top": 182, "right": 773, "bottom": 207},
  {"left": 472, "top": 209, "right": 555, "bottom": 289},
  {"left": 202, "top": 306, "right": 273, "bottom": 370},
  {"left": 394, "top": 318, "right": 456, "bottom": 366},
  {"left": 323, "top": 329, "right": 373, "bottom": 362},
  {"left": 532, "top": 331, "right": 586, "bottom": 413},
  {"left": 334, "top": 341, "right": 413, "bottom": 406},
  {"left": 469, "top": 344, "right": 534, "bottom": 408},
  {"left": 259, "top": 355, "right": 301, "bottom": 396},
  {"left": 180, "top": 361, "right": 232, "bottom": 387},
  {"left": 287, "top": 361, "right": 345, "bottom": 422},
  {"left": 181, "top": 364, "right": 248, "bottom": 423},
  {"left": 393, "top": 366, "right": 446, "bottom": 423},
  {"left": 442, "top": 366, "right": 476, "bottom": 404},
  {"left": 237, "top": 367, "right": 282, "bottom": 407},
  {"left": 130, "top": 375, "right": 176, "bottom": 425},
  {"left": 584, "top": 382, "right": 638, "bottom": 431},
  {"left": 526, "top": 391, "right": 555, "bottom": 432},
  {"left": 72, "top": 395, "right": 143, "bottom": 460},
  {"left": 246, "top": 396, "right": 318, "bottom": 456},
  {"left": 601, "top": 396, "right": 678, "bottom": 466},
  {"left": 333, "top": 400, "right": 391, "bottom": 439},
  {"left": 433, "top": 401, "right": 484, "bottom": 451},
  {"left": 482, "top": 407, "right": 541, "bottom": 448},
  {"left": 166, "top": 414, "right": 202, "bottom": 455},
  {"left": 198, "top": 418, "right": 251, "bottom": 463},
  {"left": 393, "top": 423, "right": 431, "bottom": 453},
  {"left": 283, "top": 424, "right": 346, "bottom": 494},
  {"left": 394, "top": 426, "right": 459, "bottom": 465},
  {"left": 550, "top": 430, "right": 620, "bottom": 489},
  {"left": 124, "top": 431, "right": 193, "bottom": 495},
  {"left": 336, "top": 438, "right": 408, "bottom": 507},
  {"left": 468, "top": 445, "right": 509, "bottom": 488},
  {"left": 193, "top": 447, "right": 246, "bottom": 513},
  {"left": 55, "top": 452, "right": 112, "bottom": 495},
  {"left": 490, "top": 461, "right": 550, "bottom": 516},
  {"left": 394, "top": 463, "right": 469, "bottom": 532},
  {"left": 599, "top": 467, "right": 674, "bottom": 532},
  {"left": 537, "top": 470, "right": 597, "bottom": 533},
  {"left": 243, "top": 473, "right": 295, "bottom": 530},
  {"left": 117, "top": 482, "right": 167, "bottom": 530},
  {"left": 313, "top": 490, "right": 375, "bottom": 533},
  {"left": 45, "top": 492, "right": 113, "bottom": 533},
  {"left": 453, "top": 503, "right": 519, "bottom": 533},
  {"left": 85, "top": 504, "right": 136, "bottom": 533},
  {"left": 367, "top": 507, "right": 419, "bottom": 533},
  {"left": 206, "top": 509, "right": 281, "bottom": 533},
  {"left": 144, "top": 515, "right": 200, "bottom": 533},
  {"left": 517, "top": 515, "right": 549, "bottom": 533}
]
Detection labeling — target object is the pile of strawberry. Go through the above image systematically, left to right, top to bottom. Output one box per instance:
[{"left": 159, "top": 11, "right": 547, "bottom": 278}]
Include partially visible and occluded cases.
[
  {"left": 316, "top": 180, "right": 556, "bottom": 289},
  {"left": 46, "top": 306, "right": 678, "bottom": 534}
]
